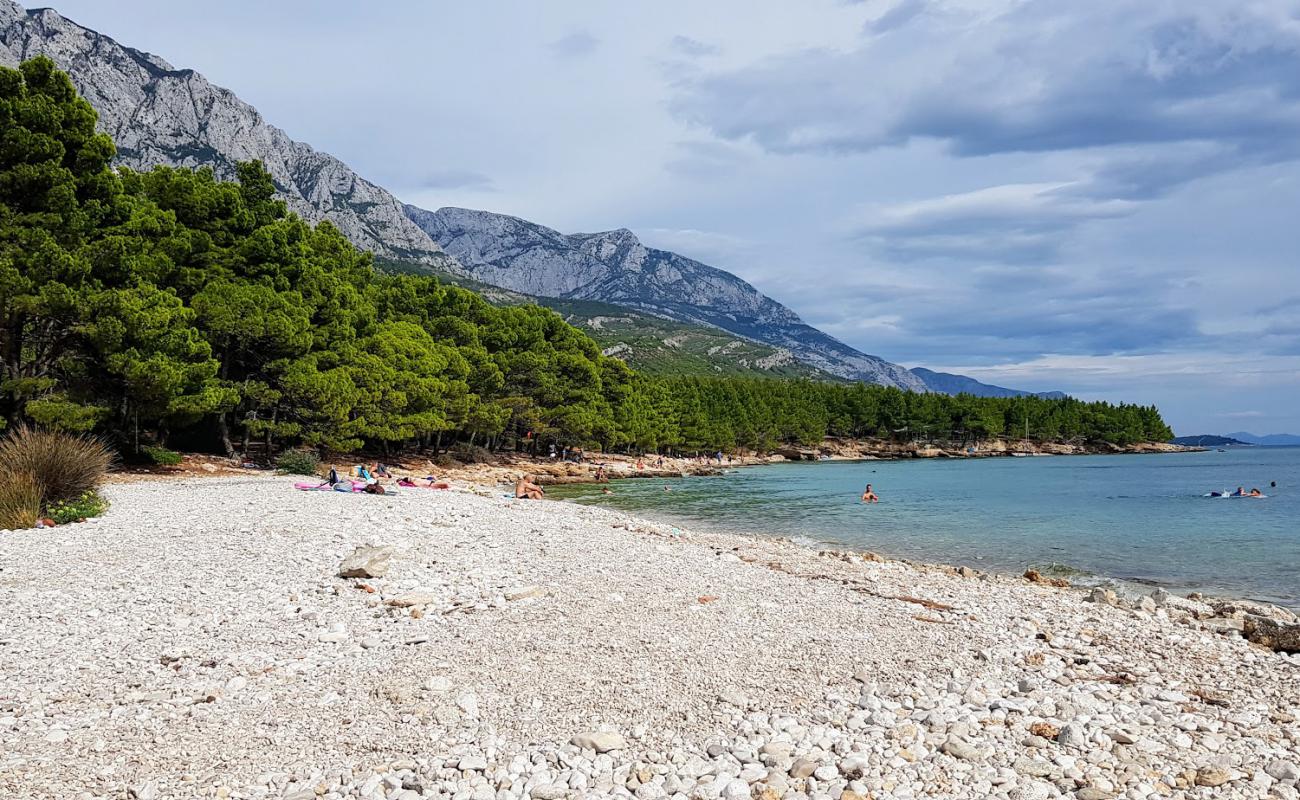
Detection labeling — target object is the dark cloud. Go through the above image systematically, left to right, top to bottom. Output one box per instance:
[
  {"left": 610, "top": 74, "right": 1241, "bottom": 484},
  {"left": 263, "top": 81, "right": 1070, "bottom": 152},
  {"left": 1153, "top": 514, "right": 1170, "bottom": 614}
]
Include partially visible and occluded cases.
[
  {"left": 671, "top": 2, "right": 1300, "bottom": 180},
  {"left": 549, "top": 30, "right": 599, "bottom": 59},
  {"left": 669, "top": 35, "right": 720, "bottom": 58},
  {"left": 803, "top": 265, "right": 1206, "bottom": 366}
]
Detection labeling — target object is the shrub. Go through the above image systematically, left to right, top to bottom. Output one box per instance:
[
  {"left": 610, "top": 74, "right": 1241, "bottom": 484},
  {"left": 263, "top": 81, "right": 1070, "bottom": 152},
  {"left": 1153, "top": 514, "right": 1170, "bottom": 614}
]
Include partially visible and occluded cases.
[
  {"left": 0, "top": 425, "right": 113, "bottom": 505},
  {"left": 450, "top": 443, "right": 493, "bottom": 464},
  {"left": 141, "top": 445, "right": 183, "bottom": 466},
  {"left": 276, "top": 449, "right": 320, "bottom": 476},
  {"left": 432, "top": 453, "right": 457, "bottom": 470},
  {"left": 0, "top": 471, "right": 43, "bottom": 530},
  {"left": 47, "top": 490, "right": 110, "bottom": 524}
]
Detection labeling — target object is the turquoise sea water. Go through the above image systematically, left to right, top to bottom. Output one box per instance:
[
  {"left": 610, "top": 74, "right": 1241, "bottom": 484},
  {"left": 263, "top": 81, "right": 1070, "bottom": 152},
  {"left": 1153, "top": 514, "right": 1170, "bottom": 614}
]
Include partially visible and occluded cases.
[{"left": 551, "top": 448, "right": 1300, "bottom": 608}]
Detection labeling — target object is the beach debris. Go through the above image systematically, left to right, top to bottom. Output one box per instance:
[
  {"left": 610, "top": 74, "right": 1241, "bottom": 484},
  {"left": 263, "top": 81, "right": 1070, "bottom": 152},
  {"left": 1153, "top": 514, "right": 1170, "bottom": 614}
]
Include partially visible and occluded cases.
[
  {"left": 338, "top": 545, "right": 393, "bottom": 579},
  {"left": 1023, "top": 569, "right": 1070, "bottom": 587},
  {"left": 504, "top": 585, "right": 546, "bottom": 601},
  {"left": 1086, "top": 587, "right": 1118, "bottom": 605},
  {"left": 386, "top": 591, "right": 436, "bottom": 608},
  {"left": 697, "top": 595, "right": 719, "bottom": 604},
  {"left": 891, "top": 595, "right": 955, "bottom": 612},
  {"left": 913, "top": 614, "right": 955, "bottom": 625},
  {"left": 1242, "top": 616, "right": 1300, "bottom": 653},
  {"left": 1190, "top": 687, "right": 1230, "bottom": 707},
  {"left": 717, "top": 688, "right": 749, "bottom": 708},
  {"left": 1029, "top": 721, "right": 1060, "bottom": 739},
  {"left": 1056, "top": 723, "right": 1088, "bottom": 749},
  {"left": 571, "top": 731, "right": 626, "bottom": 752},
  {"left": 940, "top": 736, "right": 984, "bottom": 760},
  {"left": 788, "top": 758, "right": 819, "bottom": 779},
  {"left": 1194, "top": 766, "right": 1234, "bottom": 787}
]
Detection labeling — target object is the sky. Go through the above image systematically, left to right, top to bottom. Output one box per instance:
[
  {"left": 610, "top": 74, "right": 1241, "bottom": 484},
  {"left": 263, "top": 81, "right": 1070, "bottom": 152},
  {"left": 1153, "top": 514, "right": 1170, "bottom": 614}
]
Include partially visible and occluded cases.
[{"left": 46, "top": 0, "right": 1300, "bottom": 436}]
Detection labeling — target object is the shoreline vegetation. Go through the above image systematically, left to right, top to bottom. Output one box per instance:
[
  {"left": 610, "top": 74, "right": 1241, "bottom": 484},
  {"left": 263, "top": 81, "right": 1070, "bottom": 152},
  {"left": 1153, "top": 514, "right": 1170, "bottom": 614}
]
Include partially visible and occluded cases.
[
  {"left": 8, "top": 55, "right": 1299, "bottom": 800},
  {"left": 3, "top": 57, "right": 1174, "bottom": 473},
  {"left": 2, "top": 475, "right": 1298, "bottom": 798}
]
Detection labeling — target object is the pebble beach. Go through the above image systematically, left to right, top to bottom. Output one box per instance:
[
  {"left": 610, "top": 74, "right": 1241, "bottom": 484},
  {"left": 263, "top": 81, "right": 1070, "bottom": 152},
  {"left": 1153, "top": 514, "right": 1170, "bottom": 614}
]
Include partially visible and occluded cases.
[{"left": 2, "top": 476, "right": 1298, "bottom": 800}]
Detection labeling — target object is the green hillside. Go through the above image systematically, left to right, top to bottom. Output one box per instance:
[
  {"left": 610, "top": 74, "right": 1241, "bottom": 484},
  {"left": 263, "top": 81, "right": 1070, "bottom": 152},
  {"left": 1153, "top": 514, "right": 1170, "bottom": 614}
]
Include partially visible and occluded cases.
[{"left": 374, "top": 258, "right": 831, "bottom": 380}]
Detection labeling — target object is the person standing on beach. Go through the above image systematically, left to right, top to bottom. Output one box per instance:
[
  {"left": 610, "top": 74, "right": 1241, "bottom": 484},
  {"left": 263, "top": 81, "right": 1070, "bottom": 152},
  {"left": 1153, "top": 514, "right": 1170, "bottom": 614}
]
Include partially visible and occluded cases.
[{"left": 861, "top": 483, "right": 879, "bottom": 503}]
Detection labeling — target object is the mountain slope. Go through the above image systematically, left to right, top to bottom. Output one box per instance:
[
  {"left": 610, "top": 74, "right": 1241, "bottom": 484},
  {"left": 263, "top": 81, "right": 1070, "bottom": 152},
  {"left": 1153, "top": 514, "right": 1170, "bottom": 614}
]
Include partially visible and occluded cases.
[
  {"left": 0, "top": 0, "right": 456, "bottom": 267},
  {"left": 406, "top": 206, "right": 927, "bottom": 390},
  {"left": 374, "top": 257, "right": 829, "bottom": 380},
  {"left": 539, "top": 298, "right": 831, "bottom": 380},
  {"left": 909, "top": 368, "right": 1067, "bottom": 399},
  {"left": 1224, "top": 432, "right": 1300, "bottom": 446}
]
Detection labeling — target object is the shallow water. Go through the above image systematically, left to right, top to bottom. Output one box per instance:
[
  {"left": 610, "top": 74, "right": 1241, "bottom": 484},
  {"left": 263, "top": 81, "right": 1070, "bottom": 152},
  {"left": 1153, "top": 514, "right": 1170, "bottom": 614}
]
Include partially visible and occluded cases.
[{"left": 551, "top": 448, "right": 1300, "bottom": 608}]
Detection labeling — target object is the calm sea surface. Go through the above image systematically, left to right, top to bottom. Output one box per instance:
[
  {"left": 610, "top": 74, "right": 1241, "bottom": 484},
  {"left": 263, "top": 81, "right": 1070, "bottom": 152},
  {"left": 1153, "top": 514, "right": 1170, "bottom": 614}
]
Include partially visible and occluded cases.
[{"left": 550, "top": 448, "right": 1300, "bottom": 608}]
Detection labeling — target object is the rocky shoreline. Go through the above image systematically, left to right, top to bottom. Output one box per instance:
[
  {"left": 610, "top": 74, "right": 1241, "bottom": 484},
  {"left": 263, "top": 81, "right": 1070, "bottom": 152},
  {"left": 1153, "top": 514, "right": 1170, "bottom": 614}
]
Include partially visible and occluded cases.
[{"left": 2, "top": 476, "right": 1297, "bottom": 800}]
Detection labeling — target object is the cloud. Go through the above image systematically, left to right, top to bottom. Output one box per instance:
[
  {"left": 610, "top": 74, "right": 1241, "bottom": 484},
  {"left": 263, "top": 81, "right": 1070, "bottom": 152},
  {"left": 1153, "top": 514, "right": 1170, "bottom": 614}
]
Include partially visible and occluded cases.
[
  {"left": 864, "top": 0, "right": 929, "bottom": 34},
  {"left": 671, "top": 2, "right": 1300, "bottom": 179},
  {"left": 549, "top": 30, "right": 599, "bottom": 59},
  {"left": 669, "top": 35, "right": 720, "bottom": 58},
  {"left": 663, "top": 139, "right": 753, "bottom": 179},
  {"left": 417, "top": 168, "right": 496, "bottom": 191},
  {"left": 851, "top": 181, "right": 1138, "bottom": 263},
  {"left": 858, "top": 182, "right": 1137, "bottom": 234},
  {"left": 640, "top": 227, "right": 753, "bottom": 266},
  {"left": 1218, "top": 410, "right": 1266, "bottom": 418}
]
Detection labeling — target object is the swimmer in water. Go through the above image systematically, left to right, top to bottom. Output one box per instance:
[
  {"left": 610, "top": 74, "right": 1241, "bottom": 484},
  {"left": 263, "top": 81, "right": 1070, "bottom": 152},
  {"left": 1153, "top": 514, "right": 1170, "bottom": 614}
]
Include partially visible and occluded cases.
[{"left": 861, "top": 483, "right": 879, "bottom": 503}]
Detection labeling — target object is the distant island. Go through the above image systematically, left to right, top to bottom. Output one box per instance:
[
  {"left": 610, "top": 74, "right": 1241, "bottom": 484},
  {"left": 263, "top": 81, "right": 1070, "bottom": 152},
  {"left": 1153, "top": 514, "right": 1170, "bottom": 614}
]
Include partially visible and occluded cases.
[
  {"left": 1224, "top": 431, "right": 1300, "bottom": 446},
  {"left": 1171, "top": 432, "right": 1300, "bottom": 447},
  {"left": 1169, "top": 435, "right": 1250, "bottom": 447}
]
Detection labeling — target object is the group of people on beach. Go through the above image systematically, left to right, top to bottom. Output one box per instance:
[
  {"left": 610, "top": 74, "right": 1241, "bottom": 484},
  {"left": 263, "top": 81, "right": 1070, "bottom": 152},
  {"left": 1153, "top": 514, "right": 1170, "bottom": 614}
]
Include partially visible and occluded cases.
[{"left": 323, "top": 464, "right": 451, "bottom": 494}]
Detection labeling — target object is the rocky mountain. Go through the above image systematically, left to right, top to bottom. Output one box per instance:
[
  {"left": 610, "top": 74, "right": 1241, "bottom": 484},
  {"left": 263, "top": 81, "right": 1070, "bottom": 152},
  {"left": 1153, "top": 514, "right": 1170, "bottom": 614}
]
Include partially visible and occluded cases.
[
  {"left": 0, "top": 0, "right": 455, "bottom": 267},
  {"left": 0, "top": 0, "right": 1053, "bottom": 396},
  {"left": 406, "top": 206, "right": 927, "bottom": 390},
  {"left": 908, "top": 368, "right": 1067, "bottom": 399}
]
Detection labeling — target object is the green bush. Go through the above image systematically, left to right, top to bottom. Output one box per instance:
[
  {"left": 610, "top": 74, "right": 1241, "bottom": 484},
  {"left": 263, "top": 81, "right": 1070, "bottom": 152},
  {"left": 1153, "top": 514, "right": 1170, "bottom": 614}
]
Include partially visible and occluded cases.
[
  {"left": 0, "top": 425, "right": 113, "bottom": 505},
  {"left": 141, "top": 445, "right": 183, "bottom": 466},
  {"left": 276, "top": 449, "right": 320, "bottom": 476},
  {"left": 0, "top": 472, "right": 43, "bottom": 530},
  {"left": 47, "top": 490, "right": 109, "bottom": 525}
]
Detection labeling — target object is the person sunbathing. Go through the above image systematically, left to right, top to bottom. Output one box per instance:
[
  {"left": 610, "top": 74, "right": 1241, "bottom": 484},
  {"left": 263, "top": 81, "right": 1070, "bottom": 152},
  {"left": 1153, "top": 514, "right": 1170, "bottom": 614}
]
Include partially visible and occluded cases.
[{"left": 515, "top": 474, "right": 545, "bottom": 500}]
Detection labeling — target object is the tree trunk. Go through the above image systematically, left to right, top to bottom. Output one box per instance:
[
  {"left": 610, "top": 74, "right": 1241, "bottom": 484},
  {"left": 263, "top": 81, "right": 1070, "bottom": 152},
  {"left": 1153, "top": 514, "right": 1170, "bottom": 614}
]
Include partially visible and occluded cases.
[{"left": 216, "top": 413, "right": 235, "bottom": 458}]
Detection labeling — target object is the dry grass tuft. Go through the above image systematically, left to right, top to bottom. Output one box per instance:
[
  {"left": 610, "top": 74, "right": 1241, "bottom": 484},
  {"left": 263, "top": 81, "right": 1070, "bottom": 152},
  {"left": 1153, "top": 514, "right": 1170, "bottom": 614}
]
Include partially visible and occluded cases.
[
  {"left": 0, "top": 425, "right": 113, "bottom": 506},
  {"left": 0, "top": 471, "right": 43, "bottom": 530}
]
